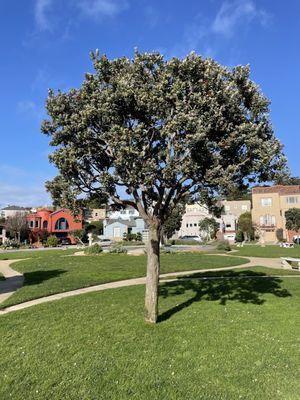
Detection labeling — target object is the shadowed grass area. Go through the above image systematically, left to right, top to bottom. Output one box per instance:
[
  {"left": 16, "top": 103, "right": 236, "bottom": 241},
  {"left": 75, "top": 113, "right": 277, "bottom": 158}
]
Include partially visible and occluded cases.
[
  {"left": 232, "top": 244, "right": 300, "bottom": 258},
  {"left": 1, "top": 253, "right": 248, "bottom": 308},
  {"left": 0, "top": 273, "right": 5, "bottom": 281},
  {"left": 0, "top": 276, "right": 299, "bottom": 399}
]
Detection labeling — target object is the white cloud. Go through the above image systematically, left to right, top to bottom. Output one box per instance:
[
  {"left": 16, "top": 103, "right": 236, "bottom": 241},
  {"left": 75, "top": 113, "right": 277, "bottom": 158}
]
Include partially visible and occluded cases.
[
  {"left": 35, "top": 0, "right": 53, "bottom": 31},
  {"left": 77, "top": 0, "right": 128, "bottom": 19},
  {"left": 212, "top": 0, "right": 270, "bottom": 37},
  {"left": 17, "top": 100, "right": 44, "bottom": 120},
  {"left": 0, "top": 182, "right": 51, "bottom": 208}
]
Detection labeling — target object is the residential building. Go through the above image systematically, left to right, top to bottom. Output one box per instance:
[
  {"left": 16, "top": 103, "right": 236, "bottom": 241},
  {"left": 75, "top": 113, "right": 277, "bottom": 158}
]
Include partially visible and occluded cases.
[
  {"left": 252, "top": 185, "right": 300, "bottom": 242},
  {"left": 220, "top": 199, "right": 251, "bottom": 242},
  {"left": 177, "top": 203, "right": 211, "bottom": 238},
  {"left": 0, "top": 205, "right": 30, "bottom": 219},
  {"left": 107, "top": 205, "right": 140, "bottom": 220},
  {"left": 85, "top": 207, "right": 107, "bottom": 222},
  {"left": 26, "top": 208, "right": 82, "bottom": 244},
  {"left": 103, "top": 217, "right": 148, "bottom": 241}
]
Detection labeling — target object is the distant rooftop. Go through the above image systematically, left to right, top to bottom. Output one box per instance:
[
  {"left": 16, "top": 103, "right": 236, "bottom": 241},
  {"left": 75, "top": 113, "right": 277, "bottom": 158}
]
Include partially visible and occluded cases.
[
  {"left": 252, "top": 185, "right": 300, "bottom": 195},
  {"left": 1, "top": 205, "right": 30, "bottom": 211}
]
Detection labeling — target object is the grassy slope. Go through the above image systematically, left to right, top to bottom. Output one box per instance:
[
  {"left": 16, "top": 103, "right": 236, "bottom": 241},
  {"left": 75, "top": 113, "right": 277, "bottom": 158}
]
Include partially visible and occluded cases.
[
  {"left": 232, "top": 245, "right": 300, "bottom": 258},
  {"left": 1, "top": 253, "right": 248, "bottom": 308},
  {"left": 1, "top": 276, "right": 299, "bottom": 400}
]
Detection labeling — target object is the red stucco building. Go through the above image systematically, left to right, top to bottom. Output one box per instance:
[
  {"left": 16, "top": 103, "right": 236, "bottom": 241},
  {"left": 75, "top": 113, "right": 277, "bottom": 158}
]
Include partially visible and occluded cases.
[{"left": 27, "top": 208, "right": 82, "bottom": 244}]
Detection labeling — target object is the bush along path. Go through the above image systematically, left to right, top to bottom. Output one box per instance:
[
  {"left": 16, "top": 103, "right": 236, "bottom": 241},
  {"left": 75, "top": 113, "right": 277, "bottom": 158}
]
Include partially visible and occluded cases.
[{"left": 1, "top": 253, "right": 300, "bottom": 315}]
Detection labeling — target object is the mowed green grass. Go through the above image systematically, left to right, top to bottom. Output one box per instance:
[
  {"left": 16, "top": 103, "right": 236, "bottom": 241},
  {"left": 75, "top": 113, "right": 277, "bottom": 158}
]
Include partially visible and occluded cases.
[
  {"left": 232, "top": 244, "right": 300, "bottom": 258},
  {"left": 0, "top": 248, "right": 78, "bottom": 260},
  {"left": 1, "top": 253, "right": 248, "bottom": 308},
  {"left": 1, "top": 272, "right": 300, "bottom": 400}
]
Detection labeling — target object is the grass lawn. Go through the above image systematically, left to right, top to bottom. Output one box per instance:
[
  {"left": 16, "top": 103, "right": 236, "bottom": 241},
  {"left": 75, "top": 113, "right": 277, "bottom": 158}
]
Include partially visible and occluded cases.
[
  {"left": 232, "top": 244, "right": 300, "bottom": 258},
  {"left": 0, "top": 248, "right": 78, "bottom": 260},
  {"left": 1, "top": 252, "right": 248, "bottom": 308},
  {"left": 1, "top": 271, "right": 299, "bottom": 399}
]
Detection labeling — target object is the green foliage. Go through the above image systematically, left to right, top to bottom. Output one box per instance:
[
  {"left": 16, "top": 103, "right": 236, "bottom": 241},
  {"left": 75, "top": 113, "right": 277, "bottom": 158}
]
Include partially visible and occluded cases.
[
  {"left": 43, "top": 51, "right": 287, "bottom": 227},
  {"left": 163, "top": 202, "right": 186, "bottom": 239},
  {"left": 285, "top": 208, "right": 300, "bottom": 232},
  {"left": 238, "top": 212, "right": 253, "bottom": 241},
  {"left": 199, "top": 217, "right": 219, "bottom": 241},
  {"left": 86, "top": 221, "right": 103, "bottom": 235},
  {"left": 276, "top": 228, "right": 284, "bottom": 242},
  {"left": 39, "top": 229, "right": 50, "bottom": 244},
  {"left": 235, "top": 230, "right": 244, "bottom": 243},
  {"left": 122, "top": 232, "right": 143, "bottom": 242},
  {"left": 135, "top": 232, "right": 142, "bottom": 242},
  {"left": 45, "top": 235, "right": 59, "bottom": 248},
  {"left": 2, "top": 239, "right": 20, "bottom": 249},
  {"left": 216, "top": 240, "right": 231, "bottom": 251},
  {"left": 84, "top": 243, "right": 103, "bottom": 255},
  {"left": 108, "top": 244, "right": 128, "bottom": 254}
]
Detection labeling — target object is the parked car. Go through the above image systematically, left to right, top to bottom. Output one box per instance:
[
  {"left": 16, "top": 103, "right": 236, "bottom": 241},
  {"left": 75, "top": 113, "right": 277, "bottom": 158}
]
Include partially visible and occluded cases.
[
  {"left": 179, "top": 235, "right": 202, "bottom": 242},
  {"left": 293, "top": 236, "right": 300, "bottom": 244},
  {"left": 95, "top": 239, "right": 113, "bottom": 247}
]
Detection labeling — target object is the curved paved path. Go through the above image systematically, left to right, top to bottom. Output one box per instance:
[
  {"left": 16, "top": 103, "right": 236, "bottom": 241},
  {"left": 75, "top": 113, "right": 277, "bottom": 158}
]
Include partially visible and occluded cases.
[
  {"left": 0, "top": 255, "right": 297, "bottom": 316},
  {"left": 0, "top": 260, "right": 24, "bottom": 305}
]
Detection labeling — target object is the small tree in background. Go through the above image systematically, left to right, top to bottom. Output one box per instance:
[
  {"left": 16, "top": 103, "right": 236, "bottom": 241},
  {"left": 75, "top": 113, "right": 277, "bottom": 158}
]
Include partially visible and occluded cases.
[
  {"left": 43, "top": 51, "right": 287, "bottom": 323},
  {"left": 162, "top": 201, "right": 186, "bottom": 240},
  {"left": 285, "top": 208, "right": 300, "bottom": 233},
  {"left": 238, "top": 212, "right": 253, "bottom": 241},
  {"left": 6, "top": 213, "right": 28, "bottom": 243},
  {"left": 199, "top": 217, "right": 219, "bottom": 242},
  {"left": 275, "top": 228, "right": 284, "bottom": 242}
]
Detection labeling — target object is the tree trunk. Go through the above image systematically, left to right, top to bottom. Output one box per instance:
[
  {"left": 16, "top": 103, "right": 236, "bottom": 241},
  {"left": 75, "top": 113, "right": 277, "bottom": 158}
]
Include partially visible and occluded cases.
[{"left": 145, "top": 224, "right": 161, "bottom": 323}]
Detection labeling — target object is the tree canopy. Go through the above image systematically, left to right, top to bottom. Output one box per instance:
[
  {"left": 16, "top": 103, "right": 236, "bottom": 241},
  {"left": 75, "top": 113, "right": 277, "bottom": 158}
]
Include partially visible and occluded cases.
[
  {"left": 42, "top": 51, "right": 287, "bottom": 323},
  {"left": 285, "top": 208, "right": 300, "bottom": 232}
]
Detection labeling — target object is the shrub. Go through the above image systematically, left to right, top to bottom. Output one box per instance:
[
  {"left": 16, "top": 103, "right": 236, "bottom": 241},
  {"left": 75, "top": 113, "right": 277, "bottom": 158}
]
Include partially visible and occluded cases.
[
  {"left": 276, "top": 228, "right": 284, "bottom": 242},
  {"left": 235, "top": 230, "right": 244, "bottom": 243},
  {"left": 45, "top": 235, "right": 59, "bottom": 248},
  {"left": 2, "top": 239, "right": 20, "bottom": 250},
  {"left": 216, "top": 240, "right": 231, "bottom": 251},
  {"left": 84, "top": 243, "right": 103, "bottom": 255},
  {"left": 109, "top": 244, "right": 127, "bottom": 254}
]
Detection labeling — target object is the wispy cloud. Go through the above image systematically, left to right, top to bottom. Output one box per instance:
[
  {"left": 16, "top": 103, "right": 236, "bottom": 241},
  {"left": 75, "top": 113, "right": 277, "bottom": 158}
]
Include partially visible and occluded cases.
[
  {"left": 35, "top": 0, "right": 53, "bottom": 31},
  {"left": 77, "top": 0, "right": 128, "bottom": 19},
  {"left": 169, "top": 0, "right": 271, "bottom": 59},
  {"left": 212, "top": 0, "right": 271, "bottom": 37},
  {"left": 17, "top": 100, "right": 44, "bottom": 120},
  {"left": 0, "top": 182, "right": 51, "bottom": 208}
]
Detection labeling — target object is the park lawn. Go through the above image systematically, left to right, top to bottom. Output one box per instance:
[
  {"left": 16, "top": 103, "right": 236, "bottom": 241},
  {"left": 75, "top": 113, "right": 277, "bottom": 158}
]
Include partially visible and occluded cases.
[
  {"left": 232, "top": 244, "right": 300, "bottom": 258},
  {"left": 0, "top": 248, "right": 78, "bottom": 260},
  {"left": 0, "top": 253, "right": 248, "bottom": 308},
  {"left": 1, "top": 273, "right": 300, "bottom": 400}
]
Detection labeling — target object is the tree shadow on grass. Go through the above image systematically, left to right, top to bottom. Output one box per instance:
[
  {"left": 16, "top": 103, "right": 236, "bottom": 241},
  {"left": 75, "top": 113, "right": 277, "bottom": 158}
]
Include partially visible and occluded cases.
[
  {"left": 23, "top": 269, "right": 66, "bottom": 286},
  {"left": 158, "top": 270, "right": 291, "bottom": 323}
]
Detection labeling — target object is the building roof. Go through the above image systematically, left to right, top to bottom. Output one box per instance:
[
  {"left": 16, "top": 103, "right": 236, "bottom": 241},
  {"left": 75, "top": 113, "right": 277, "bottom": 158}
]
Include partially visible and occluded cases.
[
  {"left": 252, "top": 185, "right": 300, "bottom": 195},
  {"left": 106, "top": 218, "right": 137, "bottom": 227}
]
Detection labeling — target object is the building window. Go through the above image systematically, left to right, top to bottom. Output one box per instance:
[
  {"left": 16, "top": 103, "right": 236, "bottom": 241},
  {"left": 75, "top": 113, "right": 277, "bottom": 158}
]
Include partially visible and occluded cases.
[
  {"left": 286, "top": 196, "right": 298, "bottom": 204},
  {"left": 261, "top": 198, "right": 272, "bottom": 207},
  {"left": 120, "top": 211, "right": 126, "bottom": 215},
  {"left": 95, "top": 213, "right": 98, "bottom": 217},
  {"left": 260, "top": 215, "right": 276, "bottom": 226},
  {"left": 55, "top": 218, "right": 69, "bottom": 230},
  {"left": 29, "top": 220, "right": 34, "bottom": 228},
  {"left": 35, "top": 220, "right": 40, "bottom": 228},
  {"left": 43, "top": 221, "right": 48, "bottom": 230},
  {"left": 186, "top": 223, "right": 188, "bottom": 228},
  {"left": 190, "top": 223, "right": 193, "bottom": 227},
  {"left": 194, "top": 223, "right": 197, "bottom": 227}
]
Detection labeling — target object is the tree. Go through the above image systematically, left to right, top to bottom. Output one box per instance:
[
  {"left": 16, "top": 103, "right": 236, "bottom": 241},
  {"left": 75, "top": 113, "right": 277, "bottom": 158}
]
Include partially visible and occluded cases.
[
  {"left": 42, "top": 51, "right": 287, "bottom": 323},
  {"left": 275, "top": 176, "right": 300, "bottom": 185},
  {"left": 163, "top": 201, "right": 186, "bottom": 239},
  {"left": 285, "top": 208, "right": 300, "bottom": 232},
  {"left": 237, "top": 212, "right": 253, "bottom": 241},
  {"left": 6, "top": 213, "right": 28, "bottom": 243},
  {"left": 199, "top": 217, "right": 219, "bottom": 242}
]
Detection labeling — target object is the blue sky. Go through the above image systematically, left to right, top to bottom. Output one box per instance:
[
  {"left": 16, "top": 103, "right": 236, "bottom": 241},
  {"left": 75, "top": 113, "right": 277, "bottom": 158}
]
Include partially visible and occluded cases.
[{"left": 0, "top": 0, "right": 299, "bottom": 206}]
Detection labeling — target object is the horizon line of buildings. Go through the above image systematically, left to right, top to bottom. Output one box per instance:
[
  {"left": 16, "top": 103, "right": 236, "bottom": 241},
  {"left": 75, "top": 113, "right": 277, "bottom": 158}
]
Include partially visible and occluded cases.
[{"left": 0, "top": 184, "right": 300, "bottom": 244}]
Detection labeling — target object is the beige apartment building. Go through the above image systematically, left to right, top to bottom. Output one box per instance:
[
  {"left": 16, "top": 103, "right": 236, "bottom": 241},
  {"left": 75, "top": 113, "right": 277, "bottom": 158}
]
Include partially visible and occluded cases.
[{"left": 252, "top": 185, "right": 300, "bottom": 242}]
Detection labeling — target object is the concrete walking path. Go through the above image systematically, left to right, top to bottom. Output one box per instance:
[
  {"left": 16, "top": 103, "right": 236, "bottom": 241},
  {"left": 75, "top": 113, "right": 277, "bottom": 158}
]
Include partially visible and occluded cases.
[{"left": 0, "top": 255, "right": 298, "bottom": 316}]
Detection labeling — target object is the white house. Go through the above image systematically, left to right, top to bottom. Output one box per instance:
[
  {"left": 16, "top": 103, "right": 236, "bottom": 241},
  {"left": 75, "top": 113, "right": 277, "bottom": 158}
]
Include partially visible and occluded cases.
[
  {"left": 177, "top": 203, "right": 211, "bottom": 238},
  {"left": 0, "top": 206, "right": 30, "bottom": 219},
  {"left": 107, "top": 206, "right": 139, "bottom": 220}
]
